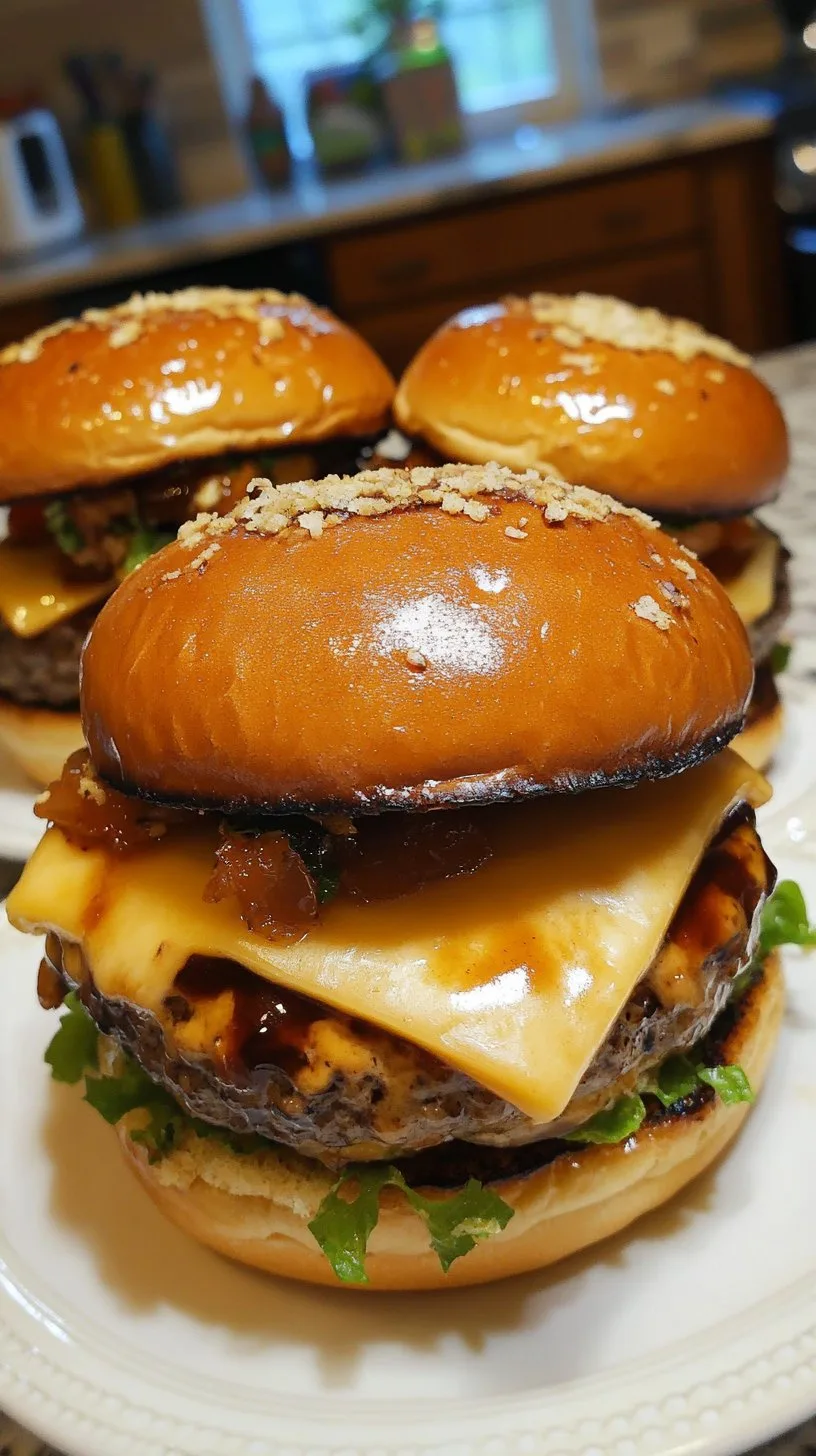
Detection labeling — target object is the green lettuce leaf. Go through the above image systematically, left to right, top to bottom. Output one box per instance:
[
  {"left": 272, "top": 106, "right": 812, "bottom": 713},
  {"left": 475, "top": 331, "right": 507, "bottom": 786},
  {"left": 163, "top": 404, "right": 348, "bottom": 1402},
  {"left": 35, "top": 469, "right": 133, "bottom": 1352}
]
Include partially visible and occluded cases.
[
  {"left": 43, "top": 500, "right": 84, "bottom": 555},
  {"left": 122, "top": 525, "right": 175, "bottom": 576},
  {"left": 770, "top": 641, "right": 792, "bottom": 674},
  {"left": 759, "top": 880, "right": 816, "bottom": 958},
  {"left": 44, "top": 992, "right": 99, "bottom": 1083},
  {"left": 641, "top": 1054, "right": 701, "bottom": 1108},
  {"left": 642, "top": 1055, "right": 754, "bottom": 1108},
  {"left": 697, "top": 1064, "right": 754, "bottom": 1105},
  {"left": 564, "top": 1092, "right": 646, "bottom": 1145},
  {"left": 307, "top": 1165, "right": 392, "bottom": 1284},
  {"left": 307, "top": 1167, "right": 515, "bottom": 1284}
]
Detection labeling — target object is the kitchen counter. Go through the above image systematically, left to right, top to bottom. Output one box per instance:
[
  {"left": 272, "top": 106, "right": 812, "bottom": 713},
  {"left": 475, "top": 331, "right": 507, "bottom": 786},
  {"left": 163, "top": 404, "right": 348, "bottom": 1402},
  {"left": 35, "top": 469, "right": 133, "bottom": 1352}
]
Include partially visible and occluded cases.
[
  {"left": 0, "top": 92, "right": 775, "bottom": 310},
  {"left": 0, "top": 338, "right": 815, "bottom": 1456}
]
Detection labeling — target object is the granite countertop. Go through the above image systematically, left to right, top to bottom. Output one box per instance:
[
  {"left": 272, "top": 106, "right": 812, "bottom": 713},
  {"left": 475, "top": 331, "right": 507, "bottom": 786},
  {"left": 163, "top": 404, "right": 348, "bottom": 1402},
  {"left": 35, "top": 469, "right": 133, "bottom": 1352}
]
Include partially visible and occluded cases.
[
  {"left": 0, "top": 92, "right": 775, "bottom": 310},
  {"left": 0, "top": 339, "right": 814, "bottom": 1456}
]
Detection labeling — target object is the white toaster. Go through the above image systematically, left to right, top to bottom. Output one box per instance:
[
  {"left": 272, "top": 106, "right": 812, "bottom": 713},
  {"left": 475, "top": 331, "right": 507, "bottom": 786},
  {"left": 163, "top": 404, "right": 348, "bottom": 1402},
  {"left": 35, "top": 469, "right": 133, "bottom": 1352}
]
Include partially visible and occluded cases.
[{"left": 0, "top": 108, "right": 84, "bottom": 257}]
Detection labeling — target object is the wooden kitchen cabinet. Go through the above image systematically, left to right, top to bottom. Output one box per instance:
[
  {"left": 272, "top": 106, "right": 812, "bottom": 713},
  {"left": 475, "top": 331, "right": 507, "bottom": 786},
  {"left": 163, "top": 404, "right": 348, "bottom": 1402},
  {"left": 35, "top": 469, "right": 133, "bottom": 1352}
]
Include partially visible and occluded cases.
[{"left": 327, "top": 137, "right": 787, "bottom": 374}]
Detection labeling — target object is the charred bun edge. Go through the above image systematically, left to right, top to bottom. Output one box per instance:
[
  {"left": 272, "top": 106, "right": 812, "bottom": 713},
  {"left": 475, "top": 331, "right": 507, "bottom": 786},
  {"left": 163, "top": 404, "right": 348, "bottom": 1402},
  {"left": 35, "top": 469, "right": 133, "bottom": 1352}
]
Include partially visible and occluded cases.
[
  {"left": 98, "top": 716, "right": 746, "bottom": 818},
  {"left": 119, "top": 955, "right": 781, "bottom": 1291}
]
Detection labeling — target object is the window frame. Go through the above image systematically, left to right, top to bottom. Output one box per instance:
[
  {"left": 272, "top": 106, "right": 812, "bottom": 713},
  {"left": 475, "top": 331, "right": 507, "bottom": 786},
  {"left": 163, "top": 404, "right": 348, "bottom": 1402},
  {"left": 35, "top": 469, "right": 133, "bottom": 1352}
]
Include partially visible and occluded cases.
[{"left": 460, "top": 0, "right": 600, "bottom": 141}]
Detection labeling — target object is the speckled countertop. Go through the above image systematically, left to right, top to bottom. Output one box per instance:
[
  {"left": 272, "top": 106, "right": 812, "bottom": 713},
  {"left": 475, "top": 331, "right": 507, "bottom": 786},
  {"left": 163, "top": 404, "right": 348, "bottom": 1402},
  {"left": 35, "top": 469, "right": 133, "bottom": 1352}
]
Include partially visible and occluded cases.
[
  {"left": 0, "top": 93, "right": 774, "bottom": 309},
  {"left": 0, "top": 341, "right": 814, "bottom": 1456}
]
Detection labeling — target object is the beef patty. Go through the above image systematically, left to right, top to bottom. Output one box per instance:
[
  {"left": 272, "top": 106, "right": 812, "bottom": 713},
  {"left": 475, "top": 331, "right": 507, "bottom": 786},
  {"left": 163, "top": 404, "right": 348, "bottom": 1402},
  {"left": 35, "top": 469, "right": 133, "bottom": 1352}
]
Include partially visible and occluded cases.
[
  {"left": 0, "top": 606, "right": 94, "bottom": 709},
  {"left": 41, "top": 813, "right": 772, "bottom": 1169}
]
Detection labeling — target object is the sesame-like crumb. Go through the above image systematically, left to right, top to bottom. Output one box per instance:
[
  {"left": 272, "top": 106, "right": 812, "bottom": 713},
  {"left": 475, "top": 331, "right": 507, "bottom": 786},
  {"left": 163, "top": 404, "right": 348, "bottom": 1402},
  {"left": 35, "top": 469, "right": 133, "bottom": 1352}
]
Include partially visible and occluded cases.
[
  {"left": 1, "top": 286, "right": 298, "bottom": 365},
  {"left": 511, "top": 292, "right": 751, "bottom": 368},
  {"left": 0, "top": 317, "right": 77, "bottom": 365},
  {"left": 552, "top": 324, "right": 585, "bottom": 349},
  {"left": 560, "top": 352, "right": 595, "bottom": 368},
  {"left": 706, "top": 368, "right": 726, "bottom": 384},
  {"left": 655, "top": 379, "right": 676, "bottom": 396},
  {"left": 176, "top": 464, "right": 656, "bottom": 565},
  {"left": 298, "top": 511, "right": 325, "bottom": 538},
  {"left": 505, "top": 525, "right": 528, "bottom": 539},
  {"left": 189, "top": 542, "right": 221, "bottom": 571},
  {"left": 678, "top": 543, "right": 698, "bottom": 560},
  {"left": 649, "top": 550, "right": 664, "bottom": 564},
  {"left": 673, "top": 556, "right": 698, "bottom": 580},
  {"left": 161, "top": 568, "right": 182, "bottom": 582},
  {"left": 659, "top": 580, "right": 690, "bottom": 609},
  {"left": 632, "top": 594, "right": 672, "bottom": 630},
  {"left": 406, "top": 650, "right": 428, "bottom": 671},
  {"left": 78, "top": 774, "right": 106, "bottom": 806},
  {"left": 34, "top": 789, "right": 50, "bottom": 807}
]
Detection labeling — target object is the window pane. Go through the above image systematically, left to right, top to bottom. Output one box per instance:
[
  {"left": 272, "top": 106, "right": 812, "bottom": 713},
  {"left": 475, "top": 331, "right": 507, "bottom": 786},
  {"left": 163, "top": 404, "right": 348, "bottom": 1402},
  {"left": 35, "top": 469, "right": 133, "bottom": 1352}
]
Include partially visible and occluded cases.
[{"left": 241, "top": 0, "right": 560, "bottom": 147}]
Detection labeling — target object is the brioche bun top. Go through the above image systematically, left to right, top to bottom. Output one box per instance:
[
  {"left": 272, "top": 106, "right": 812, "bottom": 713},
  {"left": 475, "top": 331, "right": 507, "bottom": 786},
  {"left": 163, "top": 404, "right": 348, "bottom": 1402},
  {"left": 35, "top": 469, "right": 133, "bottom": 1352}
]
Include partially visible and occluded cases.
[
  {"left": 0, "top": 289, "right": 394, "bottom": 499},
  {"left": 394, "top": 294, "right": 789, "bottom": 518},
  {"left": 80, "top": 463, "right": 753, "bottom": 813}
]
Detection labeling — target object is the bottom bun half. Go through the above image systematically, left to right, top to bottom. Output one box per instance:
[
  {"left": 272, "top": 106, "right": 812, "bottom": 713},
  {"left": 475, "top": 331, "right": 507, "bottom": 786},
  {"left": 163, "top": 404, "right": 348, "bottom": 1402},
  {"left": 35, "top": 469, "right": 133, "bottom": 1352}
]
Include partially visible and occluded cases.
[
  {"left": 0, "top": 697, "right": 84, "bottom": 787},
  {"left": 121, "top": 955, "right": 783, "bottom": 1291}
]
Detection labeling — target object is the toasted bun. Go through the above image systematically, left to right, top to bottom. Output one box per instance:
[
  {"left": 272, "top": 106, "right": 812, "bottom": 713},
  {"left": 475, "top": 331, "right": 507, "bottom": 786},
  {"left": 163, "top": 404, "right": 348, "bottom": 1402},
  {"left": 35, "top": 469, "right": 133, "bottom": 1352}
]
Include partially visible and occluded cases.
[
  {"left": 0, "top": 289, "right": 394, "bottom": 499},
  {"left": 395, "top": 295, "right": 789, "bottom": 517},
  {"left": 81, "top": 464, "right": 753, "bottom": 812},
  {"left": 0, "top": 697, "right": 84, "bottom": 786},
  {"left": 121, "top": 956, "right": 782, "bottom": 1291}
]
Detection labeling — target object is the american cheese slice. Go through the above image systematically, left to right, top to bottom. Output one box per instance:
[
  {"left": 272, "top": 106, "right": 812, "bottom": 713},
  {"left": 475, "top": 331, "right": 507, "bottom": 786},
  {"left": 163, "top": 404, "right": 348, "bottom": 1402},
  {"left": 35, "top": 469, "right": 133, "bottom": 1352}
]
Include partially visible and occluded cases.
[
  {"left": 722, "top": 526, "right": 779, "bottom": 628},
  {"left": 0, "top": 540, "right": 112, "bottom": 637},
  {"left": 7, "top": 749, "right": 769, "bottom": 1122}
]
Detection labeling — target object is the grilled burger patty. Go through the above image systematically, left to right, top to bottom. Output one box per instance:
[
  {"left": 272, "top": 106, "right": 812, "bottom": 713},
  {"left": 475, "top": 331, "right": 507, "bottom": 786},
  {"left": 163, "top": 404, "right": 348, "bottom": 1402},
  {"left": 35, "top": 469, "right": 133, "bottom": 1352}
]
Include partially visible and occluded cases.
[
  {"left": 0, "top": 439, "right": 384, "bottom": 711},
  {"left": 0, "top": 607, "right": 94, "bottom": 709},
  {"left": 41, "top": 812, "right": 772, "bottom": 1168}
]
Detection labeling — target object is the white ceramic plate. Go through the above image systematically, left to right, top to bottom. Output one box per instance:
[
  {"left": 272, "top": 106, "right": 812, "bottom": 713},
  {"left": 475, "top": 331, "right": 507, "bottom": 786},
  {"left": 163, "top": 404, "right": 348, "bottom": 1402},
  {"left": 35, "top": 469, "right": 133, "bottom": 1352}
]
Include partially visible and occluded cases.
[
  {"left": 0, "top": 754, "right": 41, "bottom": 861},
  {"left": 1, "top": 830, "right": 816, "bottom": 1456}
]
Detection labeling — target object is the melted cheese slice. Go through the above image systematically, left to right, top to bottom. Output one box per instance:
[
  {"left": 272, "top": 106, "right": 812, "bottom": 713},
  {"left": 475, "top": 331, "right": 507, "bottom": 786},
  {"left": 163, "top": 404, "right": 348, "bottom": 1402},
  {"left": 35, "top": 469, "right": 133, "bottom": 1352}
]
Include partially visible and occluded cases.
[
  {"left": 722, "top": 526, "right": 779, "bottom": 628},
  {"left": 0, "top": 541, "right": 112, "bottom": 637},
  {"left": 7, "top": 750, "right": 769, "bottom": 1122}
]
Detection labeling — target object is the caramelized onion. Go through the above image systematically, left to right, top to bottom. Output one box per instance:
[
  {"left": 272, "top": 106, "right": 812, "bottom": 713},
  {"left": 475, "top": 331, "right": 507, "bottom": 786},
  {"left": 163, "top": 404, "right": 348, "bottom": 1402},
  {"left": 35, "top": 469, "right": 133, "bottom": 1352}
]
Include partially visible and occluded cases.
[
  {"left": 36, "top": 750, "right": 193, "bottom": 854},
  {"left": 338, "top": 812, "right": 492, "bottom": 902},
  {"left": 204, "top": 827, "right": 319, "bottom": 940}
]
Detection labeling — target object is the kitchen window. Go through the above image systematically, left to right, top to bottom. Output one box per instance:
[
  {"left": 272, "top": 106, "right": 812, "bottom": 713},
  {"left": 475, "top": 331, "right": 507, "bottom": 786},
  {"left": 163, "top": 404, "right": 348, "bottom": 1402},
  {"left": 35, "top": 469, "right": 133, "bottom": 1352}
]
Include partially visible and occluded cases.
[{"left": 240, "top": 0, "right": 597, "bottom": 158}]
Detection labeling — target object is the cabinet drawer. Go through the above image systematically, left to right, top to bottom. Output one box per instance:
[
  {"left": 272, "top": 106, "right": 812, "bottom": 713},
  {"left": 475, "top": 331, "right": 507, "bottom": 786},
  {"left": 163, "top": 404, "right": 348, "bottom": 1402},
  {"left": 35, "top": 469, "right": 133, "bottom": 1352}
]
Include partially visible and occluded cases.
[
  {"left": 330, "top": 162, "right": 700, "bottom": 312},
  {"left": 356, "top": 243, "right": 710, "bottom": 376}
]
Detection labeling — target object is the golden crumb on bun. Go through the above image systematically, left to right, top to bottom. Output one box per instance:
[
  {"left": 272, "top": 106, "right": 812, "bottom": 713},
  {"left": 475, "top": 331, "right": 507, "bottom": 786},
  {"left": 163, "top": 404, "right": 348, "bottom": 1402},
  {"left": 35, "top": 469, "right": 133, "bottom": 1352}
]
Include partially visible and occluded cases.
[
  {"left": 0, "top": 289, "right": 395, "bottom": 498},
  {"left": 395, "top": 294, "right": 789, "bottom": 517},
  {"left": 80, "top": 463, "right": 754, "bottom": 813}
]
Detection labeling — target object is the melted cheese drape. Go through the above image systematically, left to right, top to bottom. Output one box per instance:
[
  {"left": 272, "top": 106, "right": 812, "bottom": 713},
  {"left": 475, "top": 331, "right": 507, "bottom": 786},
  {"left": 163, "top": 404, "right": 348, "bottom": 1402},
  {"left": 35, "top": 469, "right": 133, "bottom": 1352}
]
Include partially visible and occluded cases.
[
  {"left": 722, "top": 527, "right": 779, "bottom": 628},
  {"left": 0, "top": 541, "right": 112, "bottom": 637},
  {"left": 7, "top": 750, "right": 769, "bottom": 1121}
]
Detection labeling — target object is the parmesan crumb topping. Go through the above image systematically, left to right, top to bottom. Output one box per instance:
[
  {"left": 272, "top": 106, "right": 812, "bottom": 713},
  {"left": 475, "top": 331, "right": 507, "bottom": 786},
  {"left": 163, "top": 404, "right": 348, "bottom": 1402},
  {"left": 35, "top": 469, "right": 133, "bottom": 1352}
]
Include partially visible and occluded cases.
[
  {"left": 0, "top": 286, "right": 297, "bottom": 365},
  {"left": 511, "top": 292, "right": 751, "bottom": 368},
  {"left": 173, "top": 463, "right": 657, "bottom": 568},
  {"left": 505, "top": 525, "right": 528, "bottom": 540},
  {"left": 672, "top": 556, "right": 698, "bottom": 581},
  {"left": 659, "top": 580, "right": 690, "bottom": 609},
  {"left": 632, "top": 594, "right": 673, "bottom": 631},
  {"left": 78, "top": 774, "right": 107, "bottom": 806}
]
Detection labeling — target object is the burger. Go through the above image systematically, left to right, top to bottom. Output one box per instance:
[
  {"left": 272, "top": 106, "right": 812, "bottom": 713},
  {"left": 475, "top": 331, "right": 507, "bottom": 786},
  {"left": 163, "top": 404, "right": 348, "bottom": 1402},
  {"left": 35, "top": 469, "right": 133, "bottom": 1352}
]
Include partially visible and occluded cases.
[
  {"left": 0, "top": 287, "right": 394, "bottom": 785},
  {"left": 394, "top": 294, "right": 791, "bottom": 770},
  {"left": 8, "top": 463, "right": 809, "bottom": 1291}
]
